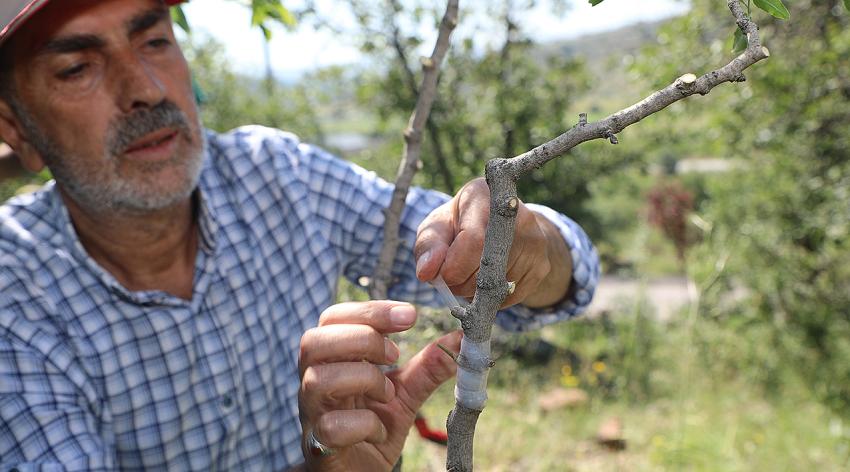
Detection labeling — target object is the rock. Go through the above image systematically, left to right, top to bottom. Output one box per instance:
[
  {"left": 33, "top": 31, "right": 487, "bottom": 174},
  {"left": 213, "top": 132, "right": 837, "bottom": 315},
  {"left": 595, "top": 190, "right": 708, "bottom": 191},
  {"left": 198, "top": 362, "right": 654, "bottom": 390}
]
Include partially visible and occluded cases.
[
  {"left": 538, "top": 387, "right": 589, "bottom": 411},
  {"left": 596, "top": 416, "right": 627, "bottom": 451}
]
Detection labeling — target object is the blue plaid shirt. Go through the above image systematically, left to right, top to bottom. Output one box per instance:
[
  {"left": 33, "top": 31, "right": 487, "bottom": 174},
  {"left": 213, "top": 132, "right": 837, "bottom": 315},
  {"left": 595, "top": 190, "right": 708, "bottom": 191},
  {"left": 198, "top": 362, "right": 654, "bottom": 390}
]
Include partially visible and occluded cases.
[{"left": 0, "top": 126, "right": 599, "bottom": 471}]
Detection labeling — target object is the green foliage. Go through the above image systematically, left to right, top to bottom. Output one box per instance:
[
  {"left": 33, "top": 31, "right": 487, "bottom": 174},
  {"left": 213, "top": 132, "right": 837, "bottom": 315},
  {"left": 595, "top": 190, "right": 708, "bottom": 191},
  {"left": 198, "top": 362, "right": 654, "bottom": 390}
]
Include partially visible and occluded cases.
[
  {"left": 250, "top": 0, "right": 297, "bottom": 40},
  {"left": 634, "top": 0, "right": 850, "bottom": 411},
  {"left": 753, "top": 0, "right": 791, "bottom": 20},
  {"left": 171, "top": 1, "right": 296, "bottom": 38},
  {"left": 344, "top": 1, "right": 626, "bottom": 224},
  {"left": 170, "top": 5, "right": 190, "bottom": 33},
  {"left": 732, "top": 27, "right": 748, "bottom": 53},
  {"left": 181, "top": 36, "right": 327, "bottom": 142},
  {"left": 401, "top": 304, "right": 850, "bottom": 470}
]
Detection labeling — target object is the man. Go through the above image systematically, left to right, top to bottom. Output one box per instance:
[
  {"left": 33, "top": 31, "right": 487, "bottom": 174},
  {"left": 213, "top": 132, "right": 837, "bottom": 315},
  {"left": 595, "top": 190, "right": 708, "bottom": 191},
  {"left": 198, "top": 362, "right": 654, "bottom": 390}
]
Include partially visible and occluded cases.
[{"left": 0, "top": 0, "right": 598, "bottom": 470}]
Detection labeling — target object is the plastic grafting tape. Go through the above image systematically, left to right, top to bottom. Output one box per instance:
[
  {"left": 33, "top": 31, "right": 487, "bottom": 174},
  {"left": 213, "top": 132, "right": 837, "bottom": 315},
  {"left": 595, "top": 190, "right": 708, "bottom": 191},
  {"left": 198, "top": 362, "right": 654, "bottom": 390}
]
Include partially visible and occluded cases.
[
  {"left": 429, "top": 274, "right": 470, "bottom": 308},
  {"left": 454, "top": 336, "right": 491, "bottom": 410}
]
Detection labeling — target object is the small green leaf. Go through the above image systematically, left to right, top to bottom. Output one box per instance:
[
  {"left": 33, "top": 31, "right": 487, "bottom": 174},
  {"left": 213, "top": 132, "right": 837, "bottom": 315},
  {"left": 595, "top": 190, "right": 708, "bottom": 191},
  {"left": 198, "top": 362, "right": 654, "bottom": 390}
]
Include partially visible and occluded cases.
[
  {"left": 589, "top": 0, "right": 605, "bottom": 5},
  {"left": 753, "top": 0, "right": 790, "bottom": 20},
  {"left": 249, "top": 1, "right": 297, "bottom": 39},
  {"left": 251, "top": 4, "right": 267, "bottom": 28},
  {"left": 269, "top": 4, "right": 296, "bottom": 28},
  {"left": 170, "top": 5, "right": 190, "bottom": 33},
  {"left": 259, "top": 24, "right": 272, "bottom": 41},
  {"left": 731, "top": 28, "right": 748, "bottom": 54}
]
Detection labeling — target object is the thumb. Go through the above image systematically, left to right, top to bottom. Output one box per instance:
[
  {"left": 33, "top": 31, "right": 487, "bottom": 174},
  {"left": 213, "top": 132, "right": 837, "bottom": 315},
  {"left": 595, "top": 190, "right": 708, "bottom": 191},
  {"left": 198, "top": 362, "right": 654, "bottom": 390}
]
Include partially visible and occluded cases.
[
  {"left": 415, "top": 202, "right": 454, "bottom": 281},
  {"left": 390, "top": 330, "right": 462, "bottom": 413}
]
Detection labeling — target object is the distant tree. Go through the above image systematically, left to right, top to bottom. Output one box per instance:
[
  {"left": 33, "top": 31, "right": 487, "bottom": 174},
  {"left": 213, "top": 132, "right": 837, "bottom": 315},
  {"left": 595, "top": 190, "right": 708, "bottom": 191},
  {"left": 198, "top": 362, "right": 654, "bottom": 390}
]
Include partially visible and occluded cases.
[{"left": 638, "top": 0, "right": 850, "bottom": 411}]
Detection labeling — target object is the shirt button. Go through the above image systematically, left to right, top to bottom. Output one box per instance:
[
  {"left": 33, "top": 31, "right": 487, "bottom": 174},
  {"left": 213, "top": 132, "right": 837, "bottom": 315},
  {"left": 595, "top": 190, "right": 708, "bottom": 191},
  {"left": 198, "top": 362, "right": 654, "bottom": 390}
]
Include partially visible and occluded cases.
[{"left": 221, "top": 394, "right": 234, "bottom": 409}]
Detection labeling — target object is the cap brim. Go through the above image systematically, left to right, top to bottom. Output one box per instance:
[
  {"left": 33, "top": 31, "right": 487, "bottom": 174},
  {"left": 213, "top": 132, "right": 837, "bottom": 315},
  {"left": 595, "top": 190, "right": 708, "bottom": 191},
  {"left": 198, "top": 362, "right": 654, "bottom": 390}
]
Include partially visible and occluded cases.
[
  {"left": 0, "top": 0, "right": 186, "bottom": 46},
  {"left": 0, "top": 0, "right": 49, "bottom": 46}
]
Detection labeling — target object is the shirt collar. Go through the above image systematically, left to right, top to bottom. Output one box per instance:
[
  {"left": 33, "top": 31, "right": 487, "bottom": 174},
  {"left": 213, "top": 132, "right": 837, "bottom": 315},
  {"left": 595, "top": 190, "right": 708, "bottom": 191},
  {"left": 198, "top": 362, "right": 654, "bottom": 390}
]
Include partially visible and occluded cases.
[{"left": 48, "top": 177, "right": 219, "bottom": 307}]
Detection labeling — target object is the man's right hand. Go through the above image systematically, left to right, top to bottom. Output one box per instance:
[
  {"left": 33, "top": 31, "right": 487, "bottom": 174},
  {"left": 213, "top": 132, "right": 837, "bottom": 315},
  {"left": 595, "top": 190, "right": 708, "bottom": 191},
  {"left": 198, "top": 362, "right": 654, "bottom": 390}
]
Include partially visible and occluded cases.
[{"left": 298, "top": 300, "right": 461, "bottom": 471}]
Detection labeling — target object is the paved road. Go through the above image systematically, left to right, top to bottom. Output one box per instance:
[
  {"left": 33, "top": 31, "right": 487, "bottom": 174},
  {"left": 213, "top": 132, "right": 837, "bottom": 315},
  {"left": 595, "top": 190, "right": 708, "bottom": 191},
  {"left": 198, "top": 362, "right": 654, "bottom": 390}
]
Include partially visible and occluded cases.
[{"left": 587, "top": 275, "right": 695, "bottom": 321}]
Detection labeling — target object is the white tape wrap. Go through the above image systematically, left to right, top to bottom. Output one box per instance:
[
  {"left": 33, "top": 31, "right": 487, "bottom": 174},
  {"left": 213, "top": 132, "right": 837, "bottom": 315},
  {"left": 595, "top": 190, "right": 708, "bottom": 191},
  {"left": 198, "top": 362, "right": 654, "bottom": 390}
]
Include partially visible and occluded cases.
[{"left": 454, "top": 337, "right": 491, "bottom": 410}]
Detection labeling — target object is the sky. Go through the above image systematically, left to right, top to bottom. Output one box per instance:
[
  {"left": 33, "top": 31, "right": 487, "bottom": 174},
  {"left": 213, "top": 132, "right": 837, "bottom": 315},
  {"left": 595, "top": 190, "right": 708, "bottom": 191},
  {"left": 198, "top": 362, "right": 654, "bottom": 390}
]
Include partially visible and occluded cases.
[{"left": 181, "top": 0, "right": 690, "bottom": 80}]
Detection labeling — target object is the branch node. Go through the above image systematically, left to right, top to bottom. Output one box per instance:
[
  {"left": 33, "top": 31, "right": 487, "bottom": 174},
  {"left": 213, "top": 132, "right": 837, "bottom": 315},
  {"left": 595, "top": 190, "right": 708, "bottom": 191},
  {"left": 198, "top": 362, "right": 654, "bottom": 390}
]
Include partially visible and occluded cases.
[
  {"left": 420, "top": 56, "right": 435, "bottom": 69},
  {"left": 733, "top": 73, "right": 747, "bottom": 83},
  {"left": 578, "top": 113, "right": 588, "bottom": 126},
  {"left": 403, "top": 127, "right": 420, "bottom": 141},
  {"left": 605, "top": 131, "right": 619, "bottom": 145},
  {"left": 495, "top": 196, "right": 520, "bottom": 217},
  {"left": 450, "top": 305, "right": 467, "bottom": 321}
]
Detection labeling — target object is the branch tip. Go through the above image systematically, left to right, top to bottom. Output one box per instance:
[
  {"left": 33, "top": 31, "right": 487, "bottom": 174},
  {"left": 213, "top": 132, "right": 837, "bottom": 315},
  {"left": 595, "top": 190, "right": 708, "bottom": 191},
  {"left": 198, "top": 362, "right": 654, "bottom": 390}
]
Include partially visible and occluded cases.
[
  {"left": 761, "top": 46, "right": 770, "bottom": 58},
  {"left": 420, "top": 56, "right": 435, "bottom": 69},
  {"left": 679, "top": 73, "right": 697, "bottom": 85},
  {"left": 506, "top": 281, "right": 516, "bottom": 296}
]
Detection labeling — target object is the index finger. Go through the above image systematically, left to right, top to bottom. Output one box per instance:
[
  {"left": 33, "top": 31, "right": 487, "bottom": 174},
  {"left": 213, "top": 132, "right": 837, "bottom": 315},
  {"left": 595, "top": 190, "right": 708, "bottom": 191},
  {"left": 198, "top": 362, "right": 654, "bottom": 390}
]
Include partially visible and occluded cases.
[{"left": 319, "top": 300, "right": 418, "bottom": 334}]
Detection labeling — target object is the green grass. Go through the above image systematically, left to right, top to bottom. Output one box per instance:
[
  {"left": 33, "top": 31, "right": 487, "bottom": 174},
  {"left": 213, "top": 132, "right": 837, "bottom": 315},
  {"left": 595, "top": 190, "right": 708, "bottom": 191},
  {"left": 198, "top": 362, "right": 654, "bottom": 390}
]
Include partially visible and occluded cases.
[{"left": 395, "top": 306, "right": 850, "bottom": 471}]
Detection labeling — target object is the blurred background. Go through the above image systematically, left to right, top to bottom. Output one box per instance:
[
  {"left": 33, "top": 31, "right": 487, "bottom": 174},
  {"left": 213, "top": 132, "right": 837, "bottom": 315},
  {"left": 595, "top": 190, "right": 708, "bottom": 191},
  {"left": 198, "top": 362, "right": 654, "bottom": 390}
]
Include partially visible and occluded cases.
[{"left": 2, "top": 0, "right": 848, "bottom": 469}]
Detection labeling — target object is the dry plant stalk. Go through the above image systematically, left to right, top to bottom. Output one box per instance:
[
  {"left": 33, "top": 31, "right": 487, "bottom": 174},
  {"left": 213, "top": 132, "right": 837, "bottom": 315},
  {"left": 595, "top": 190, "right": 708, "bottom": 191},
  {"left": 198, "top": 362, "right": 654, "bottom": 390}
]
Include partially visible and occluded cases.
[{"left": 445, "top": 1, "right": 770, "bottom": 470}]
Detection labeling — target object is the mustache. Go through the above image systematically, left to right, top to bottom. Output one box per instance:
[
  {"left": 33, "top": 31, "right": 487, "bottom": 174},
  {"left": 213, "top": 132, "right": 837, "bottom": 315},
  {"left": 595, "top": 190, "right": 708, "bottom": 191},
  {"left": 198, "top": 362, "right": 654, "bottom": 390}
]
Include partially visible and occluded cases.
[{"left": 106, "top": 100, "right": 191, "bottom": 155}]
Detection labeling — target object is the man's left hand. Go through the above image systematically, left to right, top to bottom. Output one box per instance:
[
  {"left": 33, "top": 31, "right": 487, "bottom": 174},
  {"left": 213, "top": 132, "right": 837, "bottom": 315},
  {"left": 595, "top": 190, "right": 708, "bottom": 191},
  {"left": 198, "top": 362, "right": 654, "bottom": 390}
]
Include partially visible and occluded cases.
[{"left": 414, "top": 178, "right": 572, "bottom": 308}]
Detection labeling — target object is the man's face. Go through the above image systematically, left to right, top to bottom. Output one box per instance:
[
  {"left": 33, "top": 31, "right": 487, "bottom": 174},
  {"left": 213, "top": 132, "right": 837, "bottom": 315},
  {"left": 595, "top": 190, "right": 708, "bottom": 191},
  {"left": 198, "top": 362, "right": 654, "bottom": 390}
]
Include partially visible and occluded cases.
[{"left": 2, "top": 0, "right": 203, "bottom": 213}]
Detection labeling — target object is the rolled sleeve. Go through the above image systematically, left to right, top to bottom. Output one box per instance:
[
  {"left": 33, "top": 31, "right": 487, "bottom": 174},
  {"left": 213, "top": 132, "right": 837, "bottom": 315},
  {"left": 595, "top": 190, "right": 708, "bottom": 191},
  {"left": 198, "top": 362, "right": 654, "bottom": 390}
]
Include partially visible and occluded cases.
[{"left": 494, "top": 203, "right": 600, "bottom": 332}]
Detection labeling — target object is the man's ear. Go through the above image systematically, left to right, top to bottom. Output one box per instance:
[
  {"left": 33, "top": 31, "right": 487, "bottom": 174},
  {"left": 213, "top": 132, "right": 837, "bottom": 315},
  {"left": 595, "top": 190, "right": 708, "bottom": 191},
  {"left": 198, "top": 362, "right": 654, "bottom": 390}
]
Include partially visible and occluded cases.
[{"left": 0, "top": 98, "right": 45, "bottom": 173}]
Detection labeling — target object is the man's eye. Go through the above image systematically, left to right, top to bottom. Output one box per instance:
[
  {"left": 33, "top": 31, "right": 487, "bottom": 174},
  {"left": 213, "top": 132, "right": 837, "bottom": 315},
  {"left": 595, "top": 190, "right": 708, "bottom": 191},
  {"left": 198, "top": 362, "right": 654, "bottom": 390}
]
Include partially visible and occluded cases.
[
  {"left": 147, "top": 37, "right": 171, "bottom": 48},
  {"left": 57, "top": 63, "right": 88, "bottom": 80}
]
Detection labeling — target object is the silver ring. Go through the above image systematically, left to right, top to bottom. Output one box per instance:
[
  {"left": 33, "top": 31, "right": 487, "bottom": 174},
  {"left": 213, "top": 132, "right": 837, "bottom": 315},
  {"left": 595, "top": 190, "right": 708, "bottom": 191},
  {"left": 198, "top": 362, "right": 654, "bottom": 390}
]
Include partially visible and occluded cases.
[{"left": 307, "top": 429, "right": 336, "bottom": 458}]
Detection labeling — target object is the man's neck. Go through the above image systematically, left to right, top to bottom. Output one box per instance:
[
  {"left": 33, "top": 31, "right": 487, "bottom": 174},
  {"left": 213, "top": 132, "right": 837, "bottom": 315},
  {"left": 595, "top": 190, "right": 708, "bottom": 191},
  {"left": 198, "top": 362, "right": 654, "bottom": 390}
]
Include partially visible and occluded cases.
[{"left": 61, "top": 189, "right": 199, "bottom": 300}]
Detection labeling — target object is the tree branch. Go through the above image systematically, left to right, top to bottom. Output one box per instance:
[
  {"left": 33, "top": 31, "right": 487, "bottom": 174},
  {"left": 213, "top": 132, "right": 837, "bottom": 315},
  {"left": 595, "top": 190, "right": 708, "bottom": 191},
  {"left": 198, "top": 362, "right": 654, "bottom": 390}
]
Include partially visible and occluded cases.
[
  {"left": 369, "top": 0, "right": 459, "bottom": 298},
  {"left": 386, "top": 0, "right": 456, "bottom": 193},
  {"left": 445, "top": 2, "right": 769, "bottom": 470}
]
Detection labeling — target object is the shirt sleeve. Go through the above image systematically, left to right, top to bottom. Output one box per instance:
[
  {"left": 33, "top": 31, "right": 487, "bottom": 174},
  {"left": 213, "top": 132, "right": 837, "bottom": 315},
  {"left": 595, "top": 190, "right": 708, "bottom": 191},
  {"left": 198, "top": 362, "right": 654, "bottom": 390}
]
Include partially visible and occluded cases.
[
  {"left": 294, "top": 141, "right": 599, "bottom": 331},
  {"left": 0, "top": 287, "right": 115, "bottom": 471}
]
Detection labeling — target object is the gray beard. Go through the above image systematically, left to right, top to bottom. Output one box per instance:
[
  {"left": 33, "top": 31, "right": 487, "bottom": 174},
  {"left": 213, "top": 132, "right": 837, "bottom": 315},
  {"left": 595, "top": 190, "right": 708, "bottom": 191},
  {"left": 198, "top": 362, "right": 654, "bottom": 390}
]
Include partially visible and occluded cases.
[{"left": 10, "top": 96, "right": 205, "bottom": 214}]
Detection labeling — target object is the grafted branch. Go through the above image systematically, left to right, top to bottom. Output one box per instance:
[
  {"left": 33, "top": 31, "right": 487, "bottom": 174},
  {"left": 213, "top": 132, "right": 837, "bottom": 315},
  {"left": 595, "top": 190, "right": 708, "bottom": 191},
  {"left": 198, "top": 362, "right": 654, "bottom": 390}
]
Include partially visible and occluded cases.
[
  {"left": 370, "top": 0, "right": 460, "bottom": 300},
  {"left": 446, "top": 1, "right": 769, "bottom": 470}
]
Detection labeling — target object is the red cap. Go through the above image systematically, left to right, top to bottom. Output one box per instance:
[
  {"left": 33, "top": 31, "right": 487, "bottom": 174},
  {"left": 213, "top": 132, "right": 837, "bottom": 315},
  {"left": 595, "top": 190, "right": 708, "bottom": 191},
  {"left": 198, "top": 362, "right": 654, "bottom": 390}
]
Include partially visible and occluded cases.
[{"left": 0, "top": 0, "right": 185, "bottom": 46}]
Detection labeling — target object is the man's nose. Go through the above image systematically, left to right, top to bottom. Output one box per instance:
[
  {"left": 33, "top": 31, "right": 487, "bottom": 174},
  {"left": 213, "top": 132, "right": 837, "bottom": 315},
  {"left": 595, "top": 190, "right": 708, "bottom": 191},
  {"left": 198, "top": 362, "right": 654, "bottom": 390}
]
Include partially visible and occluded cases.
[{"left": 114, "top": 54, "right": 166, "bottom": 112}]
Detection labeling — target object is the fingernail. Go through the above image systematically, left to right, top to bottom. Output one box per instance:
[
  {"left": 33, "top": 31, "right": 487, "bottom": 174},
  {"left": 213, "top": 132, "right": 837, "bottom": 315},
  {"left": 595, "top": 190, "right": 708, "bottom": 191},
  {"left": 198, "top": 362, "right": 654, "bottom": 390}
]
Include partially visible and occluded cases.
[
  {"left": 416, "top": 250, "right": 432, "bottom": 278},
  {"left": 389, "top": 305, "right": 416, "bottom": 328},
  {"left": 385, "top": 338, "right": 400, "bottom": 363}
]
